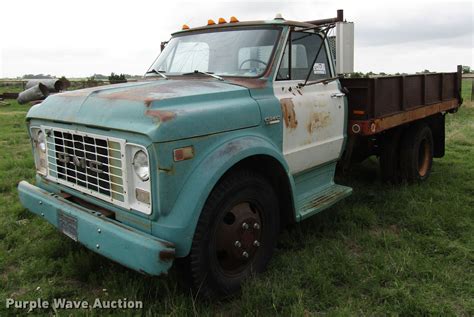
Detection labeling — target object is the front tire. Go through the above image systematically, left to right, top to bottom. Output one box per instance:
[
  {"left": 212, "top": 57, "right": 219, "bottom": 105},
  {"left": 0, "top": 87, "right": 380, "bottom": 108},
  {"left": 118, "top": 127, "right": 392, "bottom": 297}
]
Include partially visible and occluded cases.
[{"left": 187, "top": 170, "right": 279, "bottom": 298}]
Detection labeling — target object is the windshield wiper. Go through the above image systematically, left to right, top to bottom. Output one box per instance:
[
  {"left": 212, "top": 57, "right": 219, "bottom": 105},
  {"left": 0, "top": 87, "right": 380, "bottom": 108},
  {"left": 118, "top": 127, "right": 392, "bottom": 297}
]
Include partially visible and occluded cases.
[
  {"left": 145, "top": 69, "right": 168, "bottom": 80},
  {"left": 182, "top": 70, "right": 224, "bottom": 81}
]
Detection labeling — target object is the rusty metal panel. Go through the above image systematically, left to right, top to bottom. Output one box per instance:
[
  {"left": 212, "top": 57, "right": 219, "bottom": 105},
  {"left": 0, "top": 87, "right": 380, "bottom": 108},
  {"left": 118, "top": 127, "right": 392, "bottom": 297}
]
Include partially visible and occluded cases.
[
  {"left": 341, "top": 70, "right": 460, "bottom": 125},
  {"left": 442, "top": 73, "right": 455, "bottom": 100},
  {"left": 425, "top": 74, "right": 442, "bottom": 104},
  {"left": 404, "top": 75, "right": 424, "bottom": 109},
  {"left": 374, "top": 77, "right": 401, "bottom": 117},
  {"left": 339, "top": 78, "right": 371, "bottom": 119}
]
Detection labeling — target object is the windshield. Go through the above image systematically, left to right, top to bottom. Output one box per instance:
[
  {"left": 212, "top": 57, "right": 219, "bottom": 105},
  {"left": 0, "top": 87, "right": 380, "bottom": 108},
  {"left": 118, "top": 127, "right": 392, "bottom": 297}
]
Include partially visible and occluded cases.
[{"left": 147, "top": 28, "right": 281, "bottom": 77}]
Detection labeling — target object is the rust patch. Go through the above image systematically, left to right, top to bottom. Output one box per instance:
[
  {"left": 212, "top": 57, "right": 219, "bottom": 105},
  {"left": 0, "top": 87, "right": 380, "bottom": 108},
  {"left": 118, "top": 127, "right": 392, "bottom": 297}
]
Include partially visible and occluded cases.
[
  {"left": 226, "top": 78, "right": 267, "bottom": 89},
  {"left": 144, "top": 97, "right": 153, "bottom": 107},
  {"left": 280, "top": 98, "right": 298, "bottom": 129},
  {"left": 145, "top": 110, "right": 176, "bottom": 122},
  {"left": 307, "top": 112, "right": 331, "bottom": 133},
  {"left": 158, "top": 165, "right": 175, "bottom": 175},
  {"left": 159, "top": 249, "right": 176, "bottom": 262}
]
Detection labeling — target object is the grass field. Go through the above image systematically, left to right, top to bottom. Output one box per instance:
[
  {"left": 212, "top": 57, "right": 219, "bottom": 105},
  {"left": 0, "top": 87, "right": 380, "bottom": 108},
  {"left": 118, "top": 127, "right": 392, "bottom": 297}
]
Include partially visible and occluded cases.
[{"left": 0, "top": 81, "right": 473, "bottom": 316}]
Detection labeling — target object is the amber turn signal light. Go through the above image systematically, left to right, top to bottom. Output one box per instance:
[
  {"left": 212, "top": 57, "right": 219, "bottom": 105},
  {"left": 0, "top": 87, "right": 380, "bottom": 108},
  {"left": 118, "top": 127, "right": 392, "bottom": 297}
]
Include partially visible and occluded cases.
[{"left": 173, "top": 146, "right": 195, "bottom": 162}]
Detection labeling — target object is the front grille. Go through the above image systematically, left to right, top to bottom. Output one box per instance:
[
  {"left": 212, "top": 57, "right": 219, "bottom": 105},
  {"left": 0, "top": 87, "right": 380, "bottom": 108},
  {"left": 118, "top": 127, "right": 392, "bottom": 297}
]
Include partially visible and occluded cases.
[{"left": 44, "top": 127, "right": 126, "bottom": 205}]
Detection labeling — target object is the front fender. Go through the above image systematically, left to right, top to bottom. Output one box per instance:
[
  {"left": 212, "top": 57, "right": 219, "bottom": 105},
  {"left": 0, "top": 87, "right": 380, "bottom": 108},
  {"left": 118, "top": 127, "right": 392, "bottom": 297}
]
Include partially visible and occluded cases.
[{"left": 152, "top": 134, "right": 293, "bottom": 257}]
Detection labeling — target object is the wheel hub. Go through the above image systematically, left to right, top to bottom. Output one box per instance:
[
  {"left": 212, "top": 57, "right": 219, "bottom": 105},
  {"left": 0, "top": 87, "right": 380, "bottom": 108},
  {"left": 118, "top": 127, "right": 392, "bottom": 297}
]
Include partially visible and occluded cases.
[{"left": 214, "top": 202, "right": 262, "bottom": 272}]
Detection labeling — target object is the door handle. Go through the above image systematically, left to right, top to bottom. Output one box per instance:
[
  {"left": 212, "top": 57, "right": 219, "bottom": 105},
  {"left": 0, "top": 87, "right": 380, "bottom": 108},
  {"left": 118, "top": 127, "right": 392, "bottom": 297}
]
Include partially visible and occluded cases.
[{"left": 331, "top": 92, "right": 345, "bottom": 98}]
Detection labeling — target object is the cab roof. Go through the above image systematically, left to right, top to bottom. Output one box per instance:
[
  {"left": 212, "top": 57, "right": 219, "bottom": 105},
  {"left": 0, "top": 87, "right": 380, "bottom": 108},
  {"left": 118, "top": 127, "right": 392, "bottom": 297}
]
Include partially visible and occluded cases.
[{"left": 172, "top": 19, "right": 316, "bottom": 35}]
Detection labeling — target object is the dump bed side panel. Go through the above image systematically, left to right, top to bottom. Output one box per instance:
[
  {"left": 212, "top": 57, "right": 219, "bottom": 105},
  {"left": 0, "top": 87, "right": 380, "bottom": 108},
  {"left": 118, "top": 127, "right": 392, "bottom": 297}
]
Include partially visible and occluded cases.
[{"left": 340, "top": 68, "right": 462, "bottom": 135}]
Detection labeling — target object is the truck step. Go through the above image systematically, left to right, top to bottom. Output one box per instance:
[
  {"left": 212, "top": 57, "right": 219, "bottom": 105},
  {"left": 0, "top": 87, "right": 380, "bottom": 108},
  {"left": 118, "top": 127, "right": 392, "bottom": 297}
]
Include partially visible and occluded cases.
[{"left": 296, "top": 184, "right": 352, "bottom": 221}]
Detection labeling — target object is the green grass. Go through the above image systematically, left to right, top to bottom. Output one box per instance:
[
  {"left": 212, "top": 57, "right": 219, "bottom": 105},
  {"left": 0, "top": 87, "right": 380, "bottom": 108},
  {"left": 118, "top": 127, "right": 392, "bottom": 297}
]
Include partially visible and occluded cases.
[{"left": 0, "top": 81, "right": 473, "bottom": 316}]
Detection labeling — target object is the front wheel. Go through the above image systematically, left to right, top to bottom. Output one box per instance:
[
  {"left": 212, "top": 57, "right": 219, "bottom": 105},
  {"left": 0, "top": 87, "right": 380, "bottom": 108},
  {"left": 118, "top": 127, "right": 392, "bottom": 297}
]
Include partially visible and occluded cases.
[{"left": 186, "top": 170, "right": 279, "bottom": 298}]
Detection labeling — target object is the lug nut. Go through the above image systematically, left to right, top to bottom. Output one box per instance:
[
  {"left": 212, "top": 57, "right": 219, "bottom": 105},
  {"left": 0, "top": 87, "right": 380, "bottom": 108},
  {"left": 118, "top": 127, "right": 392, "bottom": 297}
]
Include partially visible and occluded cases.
[
  {"left": 242, "top": 222, "right": 249, "bottom": 230},
  {"left": 254, "top": 223, "right": 260, "bottom": 230},
  {"left": 253, "top": 240, "right": 260, "bottom": 247},
  {"left": 234, "top": 241, "right": 241, "bottom": 248},
  {"left": 242, "top": 251, "right": 249, "bottom": 258}
]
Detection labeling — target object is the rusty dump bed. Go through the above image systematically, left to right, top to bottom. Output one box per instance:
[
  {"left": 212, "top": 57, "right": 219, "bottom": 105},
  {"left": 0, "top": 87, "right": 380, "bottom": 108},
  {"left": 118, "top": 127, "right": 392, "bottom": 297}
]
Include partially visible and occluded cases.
[{"left": 340, "top": 67, "right": 463, "bottom": 135}]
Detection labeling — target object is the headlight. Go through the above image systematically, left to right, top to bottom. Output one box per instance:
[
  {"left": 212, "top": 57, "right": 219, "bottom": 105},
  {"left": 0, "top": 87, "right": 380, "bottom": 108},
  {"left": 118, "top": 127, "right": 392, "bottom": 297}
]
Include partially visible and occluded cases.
[
  {"left": 31, "top": 128, "right": 47, "bottom": 175},
  {"left": 37, "top": 131, "right": 46, "bottom": 153},
  {"left": 132, "top": 150, "right": 149, "bottom": 181}
]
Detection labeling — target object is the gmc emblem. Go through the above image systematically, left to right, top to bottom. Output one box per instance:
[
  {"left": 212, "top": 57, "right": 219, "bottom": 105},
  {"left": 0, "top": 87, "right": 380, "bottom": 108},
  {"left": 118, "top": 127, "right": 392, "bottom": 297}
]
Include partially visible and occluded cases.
[{"left": 57, "top": 152, "right": 104, "bottom": 174}]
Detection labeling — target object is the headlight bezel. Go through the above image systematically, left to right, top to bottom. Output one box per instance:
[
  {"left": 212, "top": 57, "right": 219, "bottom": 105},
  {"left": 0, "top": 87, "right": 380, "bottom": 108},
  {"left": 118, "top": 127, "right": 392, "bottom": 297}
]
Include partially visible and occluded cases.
[{"left": 126, "top": 144, "right": 152, "bottom": 214}]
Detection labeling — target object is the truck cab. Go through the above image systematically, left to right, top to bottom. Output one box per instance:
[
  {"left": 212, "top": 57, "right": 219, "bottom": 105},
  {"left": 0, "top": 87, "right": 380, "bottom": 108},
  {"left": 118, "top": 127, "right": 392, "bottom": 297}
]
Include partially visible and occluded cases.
[{"left": 18, "top": 11, "right": 461, "bottom": 298}]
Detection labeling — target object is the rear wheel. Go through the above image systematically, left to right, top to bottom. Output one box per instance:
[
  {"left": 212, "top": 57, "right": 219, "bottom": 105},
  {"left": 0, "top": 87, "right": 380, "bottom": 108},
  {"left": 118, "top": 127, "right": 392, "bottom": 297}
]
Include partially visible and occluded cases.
[
  {"left": 400, "top": 124, "right": 434, "bottom": 182},
  {"left": 186, "top": 170, "right": 279, "bottom": 298}
]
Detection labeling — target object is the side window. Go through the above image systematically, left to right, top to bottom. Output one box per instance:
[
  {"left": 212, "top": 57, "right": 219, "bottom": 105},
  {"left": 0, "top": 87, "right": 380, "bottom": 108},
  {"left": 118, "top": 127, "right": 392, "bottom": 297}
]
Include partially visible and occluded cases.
[{"left": 277, "top": 31, "right": 330, "bottom": 81}]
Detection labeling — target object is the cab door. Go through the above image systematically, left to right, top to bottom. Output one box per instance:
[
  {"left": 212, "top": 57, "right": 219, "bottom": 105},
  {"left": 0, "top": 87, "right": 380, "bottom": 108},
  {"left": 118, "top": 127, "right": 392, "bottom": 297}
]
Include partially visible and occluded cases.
[{"left": 273, "top": 30, "right": 346, "bottom": 174}]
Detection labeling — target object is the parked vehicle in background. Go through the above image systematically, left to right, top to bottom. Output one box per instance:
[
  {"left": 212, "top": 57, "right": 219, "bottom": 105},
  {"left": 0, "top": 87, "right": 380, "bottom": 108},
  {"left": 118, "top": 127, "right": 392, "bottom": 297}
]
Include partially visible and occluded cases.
[{"left": 18, "top": 10, "right": 462, "bottom": 298}]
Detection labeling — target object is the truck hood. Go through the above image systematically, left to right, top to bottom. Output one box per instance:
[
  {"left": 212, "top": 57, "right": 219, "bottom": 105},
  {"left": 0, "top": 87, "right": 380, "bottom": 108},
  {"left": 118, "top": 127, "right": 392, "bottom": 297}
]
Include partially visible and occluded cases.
[{"left": 26, "top": 79, "right": 261, "bottom": 142}]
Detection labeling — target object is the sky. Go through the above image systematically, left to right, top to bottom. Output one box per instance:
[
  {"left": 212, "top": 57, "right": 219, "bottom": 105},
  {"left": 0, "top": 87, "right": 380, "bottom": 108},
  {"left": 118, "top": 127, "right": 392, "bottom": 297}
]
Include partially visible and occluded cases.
[{"left": 0, "top": 0, "right": 472, "bottom": 78}]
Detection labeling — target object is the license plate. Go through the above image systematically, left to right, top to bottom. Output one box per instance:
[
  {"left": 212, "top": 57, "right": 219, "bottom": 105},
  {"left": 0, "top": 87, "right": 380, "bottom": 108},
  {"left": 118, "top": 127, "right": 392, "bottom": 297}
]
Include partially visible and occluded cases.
[{"left": 58, "top": 211, "right": 78, "bottom": 241}]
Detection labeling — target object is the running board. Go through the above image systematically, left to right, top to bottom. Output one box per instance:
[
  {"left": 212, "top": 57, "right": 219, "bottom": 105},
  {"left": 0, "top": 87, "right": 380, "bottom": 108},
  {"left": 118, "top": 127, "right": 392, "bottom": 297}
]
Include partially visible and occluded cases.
[{"left": 296, "top": 184, "right": 352, "bottom": 221}]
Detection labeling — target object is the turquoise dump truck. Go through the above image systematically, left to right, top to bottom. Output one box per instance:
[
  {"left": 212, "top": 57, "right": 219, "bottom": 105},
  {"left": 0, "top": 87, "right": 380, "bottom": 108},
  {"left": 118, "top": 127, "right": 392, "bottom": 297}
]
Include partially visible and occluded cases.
[{"left": 18, "top": 11, "right": 462, "bottom": 297}]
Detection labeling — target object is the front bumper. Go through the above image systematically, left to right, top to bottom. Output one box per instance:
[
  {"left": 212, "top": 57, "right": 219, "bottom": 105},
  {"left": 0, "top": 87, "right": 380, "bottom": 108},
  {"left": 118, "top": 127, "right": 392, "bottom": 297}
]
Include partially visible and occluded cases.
[{"left": 18, "top": 181, "right": 175, "bottom": 276}]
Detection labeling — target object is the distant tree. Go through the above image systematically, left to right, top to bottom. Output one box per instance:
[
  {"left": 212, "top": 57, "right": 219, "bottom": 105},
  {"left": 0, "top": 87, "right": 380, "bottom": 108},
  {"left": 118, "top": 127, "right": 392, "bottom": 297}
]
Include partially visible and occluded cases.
[
  {"left": 462, "top": 66, "right": 471, "bottom": 74},
  {"left": 420, "top": 69, "right": 431, "bottom": 74},
  {"left": 365, "top": 71, "right": 375, "bottom": 78},
  {"left": 108, "top": 72, "right": 127, "bottom": 84},
  {"left": 349, "top": 72, "right": 364, "bottom": 78},
  {"left": 379, "top": 72, "right": 387, "bottom": 76},
  {"left": 93, "top": 73, "right": 108, "bottom": 80},
  {"left": 22, "top": 74, "right": 53, "bottom": 79},
  {"left": 58, "top": 76, "right": 71, "bottom": 90},
  {"left": 85, "top": 76, "right": 100, "bottom": 88}
]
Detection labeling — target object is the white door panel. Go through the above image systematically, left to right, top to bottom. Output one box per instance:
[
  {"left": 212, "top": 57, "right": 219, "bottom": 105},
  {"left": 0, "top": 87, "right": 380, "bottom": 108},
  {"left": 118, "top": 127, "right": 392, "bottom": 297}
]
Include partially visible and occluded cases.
[{"left": 274, "top": 80, "right": 345, "bottom": 174}]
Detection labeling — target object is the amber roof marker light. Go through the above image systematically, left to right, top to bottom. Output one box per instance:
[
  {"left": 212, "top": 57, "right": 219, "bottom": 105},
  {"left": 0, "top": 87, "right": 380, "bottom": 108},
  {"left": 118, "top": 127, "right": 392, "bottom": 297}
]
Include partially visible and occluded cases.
[
  {"left": 229, "top": 16, "right": 239, "bottom": 23},
  {"left": 218, "top": 17, "right": 227, "bottom": 24},
  {"left": 207, "top": 19, "right": 216, "bottom": 25},
  {"left": 182, "top": 24, "right": 190, "bottom": 30}
]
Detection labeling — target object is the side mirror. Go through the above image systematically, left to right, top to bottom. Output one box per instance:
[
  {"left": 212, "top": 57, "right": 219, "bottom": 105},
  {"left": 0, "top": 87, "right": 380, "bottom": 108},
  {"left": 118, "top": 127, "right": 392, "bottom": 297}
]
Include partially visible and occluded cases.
[
  {"left": 335, "top": 22, "right": 354, "bottom": 75},
  {"left": 160, "top": 41, "right": 168, "bottom": 52}
]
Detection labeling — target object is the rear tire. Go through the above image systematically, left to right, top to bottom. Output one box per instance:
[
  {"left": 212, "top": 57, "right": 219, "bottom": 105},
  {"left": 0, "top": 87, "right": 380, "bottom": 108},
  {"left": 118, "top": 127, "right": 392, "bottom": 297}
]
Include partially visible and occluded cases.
[
  {"left": 400, "top": 124, "right": 434, "bottom": 182},
  {"left": 185, "top": 169, "right": 279, "bottom": 298}
]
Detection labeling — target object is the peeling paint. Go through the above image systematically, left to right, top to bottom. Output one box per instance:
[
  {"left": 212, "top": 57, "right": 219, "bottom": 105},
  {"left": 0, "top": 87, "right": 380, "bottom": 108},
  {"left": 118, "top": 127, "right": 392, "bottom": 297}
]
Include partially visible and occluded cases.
[
  {"left": 280, "top": 98, "right": 298, "bottom": 129},
  {"left": 145, "top": 110, "right": 177, "bottom": 123}
]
